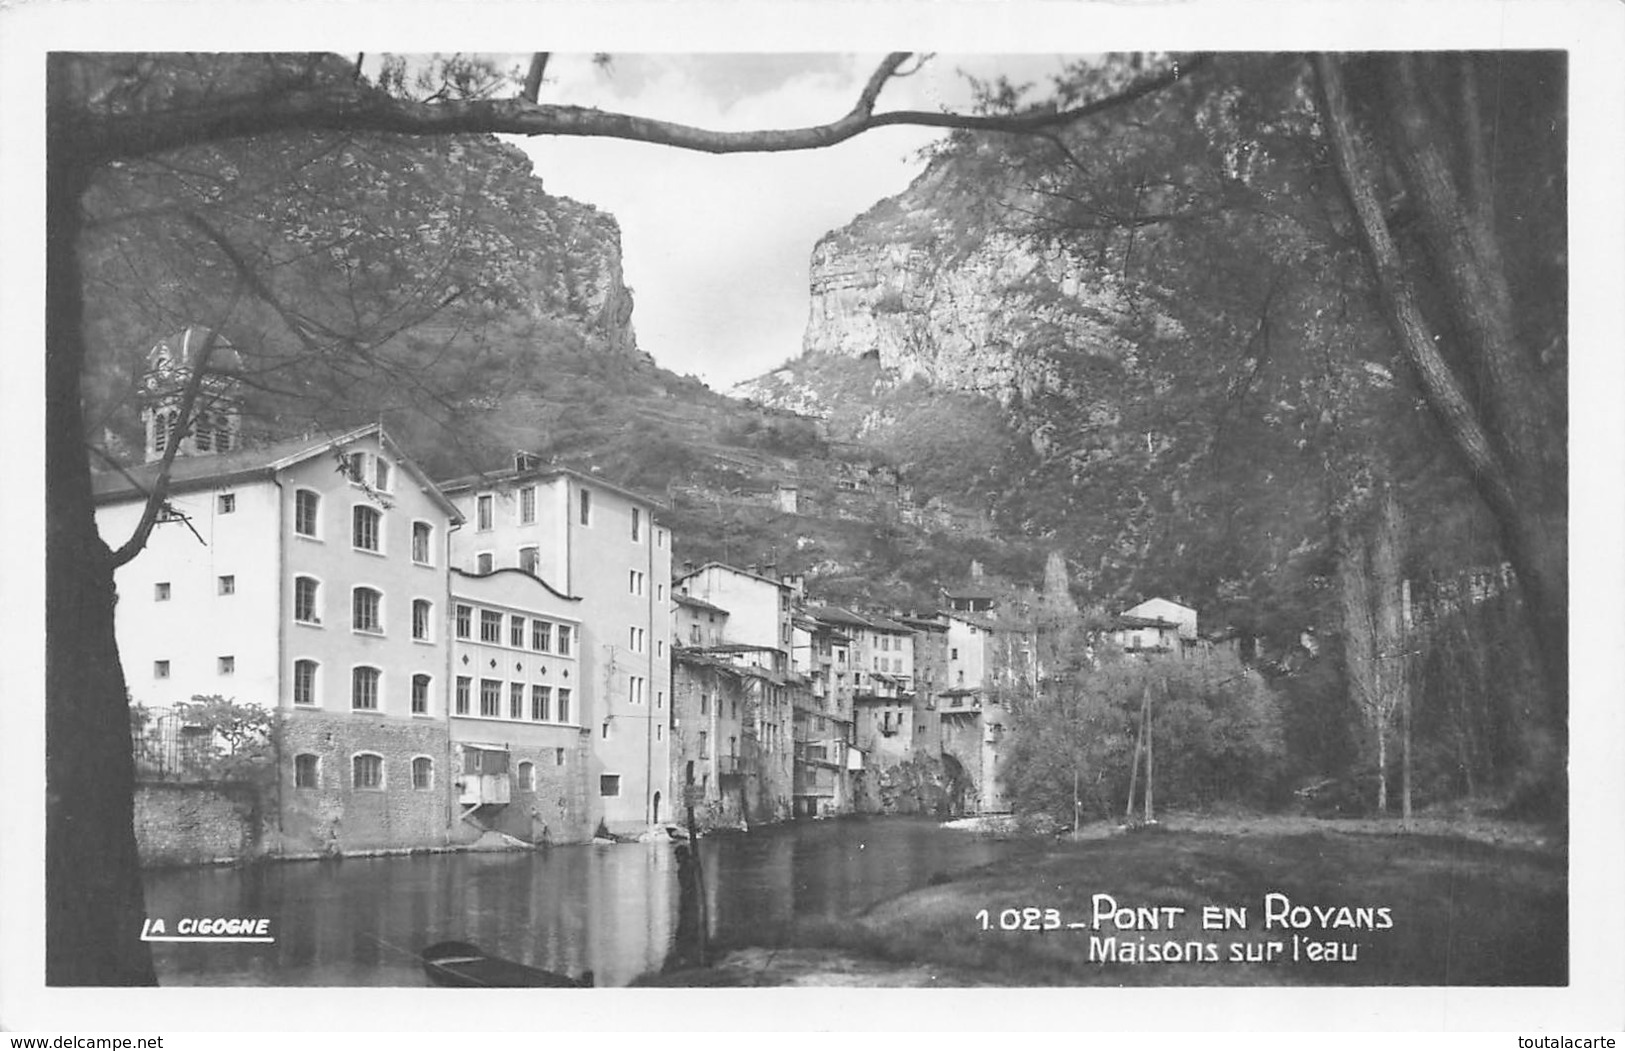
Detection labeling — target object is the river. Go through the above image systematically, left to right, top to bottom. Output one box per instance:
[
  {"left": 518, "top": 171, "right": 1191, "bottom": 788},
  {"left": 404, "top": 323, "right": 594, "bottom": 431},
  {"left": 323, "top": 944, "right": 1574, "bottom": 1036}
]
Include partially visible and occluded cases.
[{"left": 142, "top": 817, "right": 1039, "bottom": 986}]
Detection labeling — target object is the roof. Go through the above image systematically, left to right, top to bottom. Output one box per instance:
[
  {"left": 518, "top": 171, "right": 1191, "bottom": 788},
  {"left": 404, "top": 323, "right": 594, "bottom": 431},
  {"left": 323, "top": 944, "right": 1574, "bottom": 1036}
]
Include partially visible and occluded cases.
[
  {"left": 91, "top": 424, "right": 463, "bottom": 522},
  {"left": 437, "top": 462, "right": 667, "bottom": 512},
  {"left": 674, "top": 561, "right": 789, "bottom": 590},
  {"left": 942, "top": 586, "right": 997, "bottom": 601},
  {"left": 674, "top": 593, "right": 729, "bottom": 615},
  {"left": 803, "top": 606, "right": 910, "bottom": 634},
  {"left": 944, "top": 610, "right": 999, "bottom": 632},
  {"left": 1117, "top": 615, "right": 1182, "bottom": 630},
  {"left": 898, "top": 617, "right": 949, "bottom": 633}
]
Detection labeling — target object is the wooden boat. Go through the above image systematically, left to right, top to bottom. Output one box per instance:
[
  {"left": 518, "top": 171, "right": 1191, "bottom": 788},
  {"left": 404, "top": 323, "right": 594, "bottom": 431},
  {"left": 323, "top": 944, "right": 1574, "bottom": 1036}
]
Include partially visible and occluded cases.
[{"left": 420, "top": 940, "right": 593, "bottom": 988}]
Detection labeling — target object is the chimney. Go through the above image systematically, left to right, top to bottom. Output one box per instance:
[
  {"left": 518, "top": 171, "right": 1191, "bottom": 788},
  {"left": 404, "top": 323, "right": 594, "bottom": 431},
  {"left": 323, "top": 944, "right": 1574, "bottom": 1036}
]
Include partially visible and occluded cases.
[{"left": 515, "top": 450, "right": 541, "bottom": 472}]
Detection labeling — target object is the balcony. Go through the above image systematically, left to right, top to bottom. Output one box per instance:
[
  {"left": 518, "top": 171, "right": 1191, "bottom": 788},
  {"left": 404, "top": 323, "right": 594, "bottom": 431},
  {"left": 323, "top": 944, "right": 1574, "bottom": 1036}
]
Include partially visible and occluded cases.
[{"left": 716, "top": 755, "right": 745, "bottom": 776}]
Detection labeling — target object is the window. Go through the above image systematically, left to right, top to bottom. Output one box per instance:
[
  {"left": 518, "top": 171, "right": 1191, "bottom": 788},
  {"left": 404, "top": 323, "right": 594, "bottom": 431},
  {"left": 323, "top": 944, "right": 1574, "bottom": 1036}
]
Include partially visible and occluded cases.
[
  {"left": 344, "top": 451, "right": 366, "bottom": 482},
  {"left": 374, "top": 458, "right": 392, "bottom": 492},
  {"left": 520, "top": 486, "right": 536, "bottom": 524},
  {"left": 579, "top": 488, "right": 591, "bottom": 526},
  {"left": 295, "top": 490, "right": 319, "bottom": 537},
  {"left": 217, "top": 493, "right": 236, "bottom": 514},
  {"left": 476, "top": 494, "right": 493, "bottom": 531},
  {"left": 353, "top": 505, "right": 381, "bottom": 552},
  {"left": 631, "top": 507, "right": 641, "bottom": 541},
  {"left": 412, "top": 522, "right": 432, "bottom": 564},
  {"left": 658, "top": 529, "right": 666, "bottom": 548},
  {"left": 519, "top": 546, "right": 539, "bottom": 575},
  {"left": 476, "top": 552, "right": 493, "bottom": 575},
  {"left": 629, "top": 570, "right": 644, "bottom": 595},
  {"left": 218, "top": 574, "right": 235, "bottom": 596},
  {"left": 294, "top": 577, "right": 320, "bottom": 624},
  {"left": 155, "top": 582, "right": 171, "bottom": 601},
  {"left": 657, "top": 583, "right": 664, "bottom": 601},
  {"left": 352, "top": 587, "right": 382, "bottom": 633},
  {"left": 412, "top": 599, "right": 432, "bottom": 641},
  {"left": 455, "top": 604, "right": 472, "bottom": 639},
  {"left": 480, "top": 610, "right": 501, "bottom": 642},
  {"left": 510, "top": 615, "right": 525, "bottom": 648},
  {"left": 531, "top": 619, "right": 552, "bottom": 652},
  {"left": 689, "top": 624, "right": 701, "bottom": 644},
  {"left": 556, "top": 626, "right": 572, "bottom": 655},
  {"left": 629, "top": 626, "right": 645, "bottom": 653},
  {"left": 657, "top": 640, "right": 664, "bottom": 658},
  {"left": 951, "top": 647, "right": 959, "bottom": 660},
  {"left": 218, "top": 655, "right": 235, "bottom": 675},
  {"left": 293, "top": 659, "right": 317, "bottom": 706},
  {"left": 352, "top": 667, "right": 381, "bottom": 709},
  {"left": 412, "top": 673, "right": 430, "bottom": 715},
  {"left": 455, "top": 676, "right": 471, "bottom": 715},
  {"left": 630, "top": 676, "right": 645, "bottom": 705},
  {"left": 479, "top": 679, "right": 500, "bottom": 717},
  {"left": 509, "top": 683, "right": 524, "bottom": 720},
  {"left": 531, "top": 685, "right": 551, "bottom": 721},
  {"left": 557, "top": 688, "right": 571, "bottom": 722},
  {"left": 657, "top": 691, "right": 664, "bottom": 710},
  {"left": 701, "top": 692, "right": 710, "bottom": 716},
  {"left": 656, "top": 724, "right": 663, "bottom": 742},
  {"left": 699, "top": 731, "right": 709, "bottom": 759},
  {"left": 555, "top": 747, "right": 566, "bottom": 766},
  {"left": 353, "top": 753, "right": 383, "bottom": 789},
  {"left": 294, "top": 754, "right": 319, "bottom": 789},
  {"left": 412, "top": 756, "right": 432, "bottom": 790},
  {"left": 517, "top": 761, "right": 534, "bottom": 790},
  {"left": 599, "top": 774, "right": 620, "bottom": 797}
]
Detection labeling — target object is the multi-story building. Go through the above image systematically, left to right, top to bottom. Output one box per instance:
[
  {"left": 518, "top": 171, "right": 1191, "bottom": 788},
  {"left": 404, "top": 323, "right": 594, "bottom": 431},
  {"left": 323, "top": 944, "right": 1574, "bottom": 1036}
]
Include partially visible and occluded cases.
[
  {"left": 94, "top": 332, "right": 463, "bottom": 854},
  {"left": 439, "top": 461, "right": 673, "bottom": 833},
  {"left": 448, "top": 567, "right": 589, "bottom": 844},
  {"left": 1114, "top": 597, "right": 1199, "bottom": 655},
  {"left": 669, "top": 650, "right": 751, "bottom": 830}
]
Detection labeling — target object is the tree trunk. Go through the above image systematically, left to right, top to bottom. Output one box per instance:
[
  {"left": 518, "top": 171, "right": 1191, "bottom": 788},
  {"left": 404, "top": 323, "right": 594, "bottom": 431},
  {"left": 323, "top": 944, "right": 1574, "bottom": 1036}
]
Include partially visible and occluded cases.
[
  {"left": 1312, "top": 54, "right": 1567, "bottom": 735},
  {"left": 45, "top": 125, "right": 157, "bottom": 985},
  {"left": 1375, "top": 720, "right": 1388, "bottom": 815}
]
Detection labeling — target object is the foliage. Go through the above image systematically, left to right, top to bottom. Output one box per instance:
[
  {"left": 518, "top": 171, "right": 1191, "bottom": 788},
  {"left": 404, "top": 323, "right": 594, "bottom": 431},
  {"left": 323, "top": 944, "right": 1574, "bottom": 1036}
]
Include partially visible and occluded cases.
[{"left": 1002, "top": 651, "right": 1287, "bottom": 822}]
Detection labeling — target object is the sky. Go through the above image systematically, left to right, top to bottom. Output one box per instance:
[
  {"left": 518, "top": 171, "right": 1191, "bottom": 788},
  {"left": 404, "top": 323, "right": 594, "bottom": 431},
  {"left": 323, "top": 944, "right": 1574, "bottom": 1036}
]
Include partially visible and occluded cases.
[{"left": 507, "top": 53, "right": 1080, "bottom": 389}]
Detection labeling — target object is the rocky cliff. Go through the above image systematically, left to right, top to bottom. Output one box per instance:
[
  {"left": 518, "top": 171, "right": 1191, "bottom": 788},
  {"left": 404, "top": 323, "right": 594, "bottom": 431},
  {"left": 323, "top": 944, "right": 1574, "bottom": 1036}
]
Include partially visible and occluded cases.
[{"left": 743, "top": 147, "right": 1178, "bottom": 414}]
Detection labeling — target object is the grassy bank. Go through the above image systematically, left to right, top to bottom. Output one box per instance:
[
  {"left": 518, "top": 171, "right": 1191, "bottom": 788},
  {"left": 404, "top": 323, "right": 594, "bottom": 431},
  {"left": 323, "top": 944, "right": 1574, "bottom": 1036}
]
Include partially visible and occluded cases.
[{"left": 647, "top": 820, "right": 1566, "bottom": 986}]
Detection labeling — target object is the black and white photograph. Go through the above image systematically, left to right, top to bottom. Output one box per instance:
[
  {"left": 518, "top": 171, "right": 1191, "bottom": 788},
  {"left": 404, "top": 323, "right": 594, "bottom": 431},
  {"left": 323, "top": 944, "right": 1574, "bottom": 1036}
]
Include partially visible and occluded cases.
[{"left": 3, "top": 0, "right": 1622, "bottom": 1037}]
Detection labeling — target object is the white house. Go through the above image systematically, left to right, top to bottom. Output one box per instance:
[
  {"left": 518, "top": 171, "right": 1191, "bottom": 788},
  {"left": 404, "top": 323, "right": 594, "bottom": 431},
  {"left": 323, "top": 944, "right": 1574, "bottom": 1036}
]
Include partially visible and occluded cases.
[
  {"left": 95, "top": 390, "right": 462, "bottom": 854},
  {"left": 439, "top": 459, "right": 672, "bottom": 833}
]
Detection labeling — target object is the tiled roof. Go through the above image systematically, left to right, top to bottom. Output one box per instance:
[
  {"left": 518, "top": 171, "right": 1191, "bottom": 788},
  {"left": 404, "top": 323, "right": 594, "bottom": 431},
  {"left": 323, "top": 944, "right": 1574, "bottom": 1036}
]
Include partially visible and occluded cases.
[
  {"left": 92, "top": 427, "right": 367, "bottom": 502},
  {"left": 674, "top": 593, "right": 729, "bottom": 615}
]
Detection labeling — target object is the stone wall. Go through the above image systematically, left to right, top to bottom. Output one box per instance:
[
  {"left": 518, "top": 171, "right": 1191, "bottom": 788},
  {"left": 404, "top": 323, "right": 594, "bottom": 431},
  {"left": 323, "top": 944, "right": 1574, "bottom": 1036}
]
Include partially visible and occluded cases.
[
  {"left": 276, "top": 710, "right": 452, "bottom": 856},
  {"left": 460, "top": 730, "right": 594, "bottom": 845},
  {"left": 135, "top": 781, "right": 262, "bottom": 866}
]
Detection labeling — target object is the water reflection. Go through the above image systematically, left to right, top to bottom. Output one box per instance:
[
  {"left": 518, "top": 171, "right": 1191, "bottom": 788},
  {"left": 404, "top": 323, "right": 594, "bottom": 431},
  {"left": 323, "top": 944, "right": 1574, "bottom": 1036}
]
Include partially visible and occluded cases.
[{"left": 143, "top": 817, "right": 1032, "bottom": 986}]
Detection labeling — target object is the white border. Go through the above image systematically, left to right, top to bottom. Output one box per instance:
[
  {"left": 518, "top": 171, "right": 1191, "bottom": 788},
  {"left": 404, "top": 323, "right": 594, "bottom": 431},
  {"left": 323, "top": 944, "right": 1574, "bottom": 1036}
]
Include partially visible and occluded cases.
[{"left": 2, "top": 0, "right": 1621, "bottom": 1035}]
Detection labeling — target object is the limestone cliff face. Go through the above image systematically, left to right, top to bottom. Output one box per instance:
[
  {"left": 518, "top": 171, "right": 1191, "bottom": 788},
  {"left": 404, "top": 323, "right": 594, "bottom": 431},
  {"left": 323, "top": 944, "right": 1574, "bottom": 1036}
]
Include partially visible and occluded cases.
[
  {"left": 752, "top": 152, "right": 1171, "bottom": 413},
  {"left": 542, "top": 198, "right": 638, "bottom": 358}
]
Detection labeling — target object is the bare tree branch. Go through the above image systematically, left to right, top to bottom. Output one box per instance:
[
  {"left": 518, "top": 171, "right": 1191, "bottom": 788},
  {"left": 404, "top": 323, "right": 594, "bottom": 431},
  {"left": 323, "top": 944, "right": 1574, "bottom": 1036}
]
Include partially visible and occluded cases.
[{"left": 57, "top": 52, "right": 1209, "bottom": 166}]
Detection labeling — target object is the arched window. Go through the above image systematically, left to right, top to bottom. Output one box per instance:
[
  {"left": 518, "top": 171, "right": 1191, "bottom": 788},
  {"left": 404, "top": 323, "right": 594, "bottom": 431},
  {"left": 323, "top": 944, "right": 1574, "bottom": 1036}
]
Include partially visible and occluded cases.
[
  {"left": 294, "top": 490, "right": 320, "bottom": 537},
  {"left": 353, "top": 505, "right": 381, "bottom": 551},
  {"left": 294, "top": 577, "right": 320, "bottom": 624},
  {"left": 352, "top": 587, "right": 382, "bottom": 633},
  {"left": 412, "top": 599, "right": 432, "bottom": 640},
  {"left": 292, "top": 659, "right": 318, "bottom": 706},
  {"left": 352, "top": 666, "right": 381, "bottom": 710},
  {"left": 411, "top": 673, "right": 431, "bottom": 715},
  {"left": 294, "top": 753, "right": 319, "bottom": 789},
  {"left": 353, "top": 753, "right": 383, "bottom": 789},
  {"left": 411, "top": 756, "right": 433, "bottom": 790},
  {"left": 517, "top": 761, "right": 534, "bottom": 791}
]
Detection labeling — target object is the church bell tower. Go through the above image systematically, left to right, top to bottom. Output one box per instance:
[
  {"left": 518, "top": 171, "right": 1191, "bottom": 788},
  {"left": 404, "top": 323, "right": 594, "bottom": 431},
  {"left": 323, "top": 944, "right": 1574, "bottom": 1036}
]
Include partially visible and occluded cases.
[{"left": 139, "top": 327, "right": 244, "bottom": 463}]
